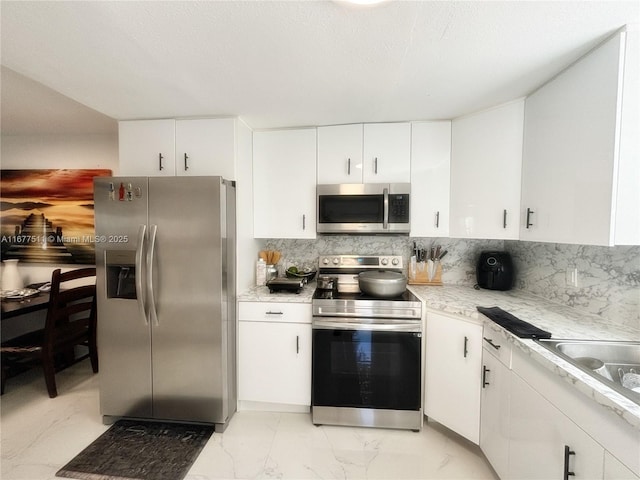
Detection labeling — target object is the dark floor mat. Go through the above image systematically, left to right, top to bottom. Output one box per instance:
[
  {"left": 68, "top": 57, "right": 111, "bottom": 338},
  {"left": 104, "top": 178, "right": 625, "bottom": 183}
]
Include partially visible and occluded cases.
[{"left": 56, "top": 419, "right": 214, "bottom": 480}]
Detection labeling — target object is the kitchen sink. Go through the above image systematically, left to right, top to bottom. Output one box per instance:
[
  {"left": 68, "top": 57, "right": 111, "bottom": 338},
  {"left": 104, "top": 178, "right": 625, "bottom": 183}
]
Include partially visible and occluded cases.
[{"left": 535, "top": 339, "right": 640, "bottom": 406}]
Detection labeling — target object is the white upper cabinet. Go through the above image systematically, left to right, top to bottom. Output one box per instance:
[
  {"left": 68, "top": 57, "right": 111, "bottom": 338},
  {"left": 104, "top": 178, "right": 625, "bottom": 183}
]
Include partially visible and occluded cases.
[
  {"left": 520, "top": 29, "right": 639, "bottom": 246},
  {"left": 450, "top": 100, "right": 524, "bottom": 240},
  {"left": 119, "top": 117, "right": 237, "bottom": 179},
  {"left": 174, "top": 118, "right": 236, "bottom": 179},
  {"left": 119, "top": 119, "right": 177, "bottom": 176},
  {"left": 410, "top": 121, "right": 451, "bottom": 237},
  {"left": 317, "top": 123, "right": 411, "bottom": 184},
  {"left": 363, "top": 123, "right": 411, "bottom": 183},
  {"left": 317, "top": 124, "right": 364, "bottom": 184},
  {"left": 253, "top": 128, "right": 317, "bottom": 239}
]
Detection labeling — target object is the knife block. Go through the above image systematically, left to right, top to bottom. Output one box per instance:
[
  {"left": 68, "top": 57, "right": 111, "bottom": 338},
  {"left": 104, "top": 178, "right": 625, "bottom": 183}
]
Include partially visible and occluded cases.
[{"left": 408, "top": 261, "right": 443, "bottom": 286}]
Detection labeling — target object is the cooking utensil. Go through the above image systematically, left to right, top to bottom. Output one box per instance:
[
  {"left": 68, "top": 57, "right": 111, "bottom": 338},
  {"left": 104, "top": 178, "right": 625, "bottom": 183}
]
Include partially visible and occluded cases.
[
  {"left": 358, "top": 270, "right": 407, "bottom": 298},
  {"left": 317, "top": 275, "right": 339, "bottom": 291}
]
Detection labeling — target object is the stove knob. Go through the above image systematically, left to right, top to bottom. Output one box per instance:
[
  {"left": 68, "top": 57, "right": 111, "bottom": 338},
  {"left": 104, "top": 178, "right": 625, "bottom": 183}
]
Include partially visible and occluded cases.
[
  {"left": 332, "top": 257, "right": 340, "bottom": 265},
  {"left": 322, "top": 258, "right": 329, "bottom": 265},
  {"left": 381, "top": 258, "right": 388, "bottom": 266},
  {"left": 392, "top": 258, "right": 399, "bottom": 266}
]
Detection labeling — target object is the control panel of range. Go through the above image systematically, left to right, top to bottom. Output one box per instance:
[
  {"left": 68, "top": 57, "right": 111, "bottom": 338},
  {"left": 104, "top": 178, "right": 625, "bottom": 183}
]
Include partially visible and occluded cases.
[{"left": 318, "top": 255, "right": 403, "bottom": 270}]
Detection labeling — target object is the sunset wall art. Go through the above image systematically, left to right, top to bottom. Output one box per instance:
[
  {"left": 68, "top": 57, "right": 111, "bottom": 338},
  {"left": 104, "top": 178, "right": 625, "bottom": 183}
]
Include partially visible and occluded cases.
[{"left": 1, "top": 169, "right": 112, "bottom": 264}]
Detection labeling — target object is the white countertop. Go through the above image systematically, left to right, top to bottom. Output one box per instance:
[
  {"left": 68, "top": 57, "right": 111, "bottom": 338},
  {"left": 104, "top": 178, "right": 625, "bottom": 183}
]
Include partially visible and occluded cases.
[
  {"left": 238, "top": 281, "right": 640, "bottom": 428},
  {"left": 238, "top": 282, "right": 316, "bottom": 303},
  {"left": 408, "top": 284, "right": 640, "bottom": 429}
]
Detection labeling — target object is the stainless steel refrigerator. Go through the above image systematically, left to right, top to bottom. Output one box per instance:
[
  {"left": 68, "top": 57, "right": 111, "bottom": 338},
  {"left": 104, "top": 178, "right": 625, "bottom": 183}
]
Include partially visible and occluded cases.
[{"left": 93, "top": 176, "right": 236, "bottom": 431}]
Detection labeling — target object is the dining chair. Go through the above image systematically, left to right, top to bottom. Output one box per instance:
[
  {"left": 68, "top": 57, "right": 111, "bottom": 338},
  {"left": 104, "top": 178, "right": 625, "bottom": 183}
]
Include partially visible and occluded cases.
[{"left": 0, "top": 268, "right": 98, "bottom": 397}]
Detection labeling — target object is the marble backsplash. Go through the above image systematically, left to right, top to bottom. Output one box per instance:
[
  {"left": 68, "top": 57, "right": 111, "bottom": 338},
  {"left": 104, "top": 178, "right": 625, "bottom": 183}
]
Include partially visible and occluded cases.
[
  {"left": 261, "top": 236, "right": 640, "bottom": 331},
  {"left": 263, "top": 236, "right": 504, "bottom": 285},
  {"left": 505, "top": 241, "right": 640, "bottom": 331}
]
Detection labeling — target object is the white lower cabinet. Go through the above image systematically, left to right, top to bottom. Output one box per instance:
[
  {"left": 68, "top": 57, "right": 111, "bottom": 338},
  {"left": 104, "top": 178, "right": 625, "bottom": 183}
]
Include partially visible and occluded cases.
[
  {"left": 238, "top": 302, "right": 312, "bottom": 409},
  {"left": 425, "top": 311, "right": 483, "bottom": 444},
  {"left": 480, "top": 336, "right": 511, "bottom": 479},
  {"left": 508, "top": 371, "right": 604, "bottom": 479},
  {"left": 604, "top": 451, "right": 640, "bottom": 480}
]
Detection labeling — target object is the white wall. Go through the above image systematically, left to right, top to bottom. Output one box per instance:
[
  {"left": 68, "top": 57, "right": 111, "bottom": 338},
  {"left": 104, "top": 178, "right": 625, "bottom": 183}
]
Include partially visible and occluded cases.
[{"left": 234, "top": 121, "right": 263, "bottom": 291}]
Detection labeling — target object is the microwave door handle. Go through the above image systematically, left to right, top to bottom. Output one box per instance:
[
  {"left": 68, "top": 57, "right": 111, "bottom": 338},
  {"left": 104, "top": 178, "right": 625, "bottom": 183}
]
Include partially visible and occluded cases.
[{"left": 383, "top": 187, "right": 389, "bottom": 229}]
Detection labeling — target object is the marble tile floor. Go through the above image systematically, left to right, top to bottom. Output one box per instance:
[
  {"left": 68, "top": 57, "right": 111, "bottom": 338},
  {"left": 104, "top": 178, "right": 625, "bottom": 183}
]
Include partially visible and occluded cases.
[{"left": 1, "top": 361, "right": 498, "bottom": 480}]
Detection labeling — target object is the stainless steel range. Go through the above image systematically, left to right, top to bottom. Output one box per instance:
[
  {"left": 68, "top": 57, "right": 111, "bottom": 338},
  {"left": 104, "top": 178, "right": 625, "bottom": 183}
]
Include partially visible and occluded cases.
[{"left": 311, "top": 255, "right": 423, "bottom": 431}]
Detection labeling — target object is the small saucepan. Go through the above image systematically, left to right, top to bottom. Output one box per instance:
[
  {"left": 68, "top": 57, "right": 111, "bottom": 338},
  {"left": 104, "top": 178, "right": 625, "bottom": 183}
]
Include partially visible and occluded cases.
[
  {"left": 358, "top": 270, "right": 407, "bottom": 298},
  {"left": 317, "top": 275, "right": 339, "bottom": 291}
]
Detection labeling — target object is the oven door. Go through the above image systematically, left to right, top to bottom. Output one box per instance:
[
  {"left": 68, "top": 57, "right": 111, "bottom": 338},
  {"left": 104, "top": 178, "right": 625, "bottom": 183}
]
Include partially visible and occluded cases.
[{"left": 312, "top": 320, "right": 422, "bottom": 411}]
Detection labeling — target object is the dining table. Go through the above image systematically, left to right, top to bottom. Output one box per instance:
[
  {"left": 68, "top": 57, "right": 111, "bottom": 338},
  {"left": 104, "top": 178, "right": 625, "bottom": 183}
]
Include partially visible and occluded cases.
[{"left": 1, "top": 290, "right": 50, "bottom": 320}]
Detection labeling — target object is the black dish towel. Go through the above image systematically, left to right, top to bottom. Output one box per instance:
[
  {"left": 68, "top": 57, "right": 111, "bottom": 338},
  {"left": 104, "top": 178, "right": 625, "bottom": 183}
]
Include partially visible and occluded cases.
[{"left": 477, "top": 306, "right": 552, "bottom": 339}]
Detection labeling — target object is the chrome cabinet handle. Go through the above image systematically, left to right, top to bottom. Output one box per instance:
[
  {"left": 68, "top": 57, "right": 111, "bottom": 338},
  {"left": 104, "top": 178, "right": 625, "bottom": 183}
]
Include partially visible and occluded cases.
[
  {"left": 159, "top": 153, "right": 164, "bottom": 171},
  {"left": 184, "top": 153, "right": 189, "bottom": 171},
  {"left": 374, "top": 157, "right": 378, "bottom": 174},
  {"left": 347, "top": 158, "right": 351, "bottom": 175},
  {"left": 526, "top": 208, "right": 534, "bottom": 229},
  {"left": 503, "top": 209, "right": 507, "bottom": 229},
  {"left": 435, "top": 211, "right": 440, "bottom": 228},
  {"left": 302, "top": 214, "right": 306, "bottom": 230},
  {"left": 266, "top": 311, "right": 283, "bottom": 315},
  {"left": 296, "top": 335, "right": 300, "bottom": 354},
  {"left": 463, "top": 336, "right": 469, "bottom": 358},
  {"left": 483, "top": 337, "right": 501, "bottom": 350},
  {"left": 563, "top": 445, "right": 576, "bottom": 480}
]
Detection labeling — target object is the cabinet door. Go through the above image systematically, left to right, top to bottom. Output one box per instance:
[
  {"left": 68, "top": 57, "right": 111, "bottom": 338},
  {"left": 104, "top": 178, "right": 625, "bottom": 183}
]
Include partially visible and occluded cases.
[
  {"left": 520, "top": 33, "right": 625, "bottom": 246},
  {"left": 450, "top": 100, "right": 523, "bottom": 239},
  {"left": 175, "top": 118, "right": 236, "bottom": 179},
  {"left": 119, "top": 119, "right": 176, "bottom": 176},
  {"left": 410, "top": 121, "right": 451, "bottom": 237},
  {"left": 363, "top": 123, "right": 411, "bottom": 183},
  {"left": 317, "top": 124, "right": 363, "bottom": 184},
  {"left": 253, "top": 129, "right": 317, "bottom": 239},
  {"left": 425, "top": 312, "right": 482, "bottom": 444},
  {"left": 238, "top": 321, "right": 311, "bottom": 406},
  {"left": 480, "top": 349, "right": 510, "bottom": 479},
  {"left": 509, "top": 372, "right": 604, "bottom": 479},
  {"left": 604, "top": 451, "right": 640, "bottom": 480}
]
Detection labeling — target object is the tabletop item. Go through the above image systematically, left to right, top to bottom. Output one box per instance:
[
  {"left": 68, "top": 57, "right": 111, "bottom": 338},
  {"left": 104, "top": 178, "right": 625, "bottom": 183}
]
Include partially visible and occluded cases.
[
  {"left": 259, "top": 250, "right": 281, "bottom": 265},
  {"left": 1, "top": 259, "right": 23, "bottom": 291},
  {"left": 358, "top": 270, "right": 407, "bottom": 298},
  {"left": 266, "top": 277, "right": 305, "bottom": 294},
  {"left": 0, "top": 288, "right": 39, "bottom": 300}
]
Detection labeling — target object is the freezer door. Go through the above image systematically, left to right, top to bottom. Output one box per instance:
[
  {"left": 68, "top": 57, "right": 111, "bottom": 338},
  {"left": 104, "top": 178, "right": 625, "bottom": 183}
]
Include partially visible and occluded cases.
[
  {"left": 94, "top": 177, "right": 153, "bottom": 419},
  {"left": 148, "top": 177, "right": 228, "bottom": 423}
]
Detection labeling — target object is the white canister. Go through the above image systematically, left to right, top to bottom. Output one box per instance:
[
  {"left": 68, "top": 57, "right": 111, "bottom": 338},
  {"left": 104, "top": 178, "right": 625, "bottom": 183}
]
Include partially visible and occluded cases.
[{"left": 1, "top": 259, "right": 23, "bottom": 291}]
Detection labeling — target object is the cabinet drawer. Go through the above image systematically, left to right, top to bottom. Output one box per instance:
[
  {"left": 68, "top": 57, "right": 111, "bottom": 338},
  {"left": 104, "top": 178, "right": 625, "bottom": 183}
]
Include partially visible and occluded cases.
[
  {"left": 238, "top": 301, "right": 311, "bottom": 324},
  {"left": 482, "top": 321, "right": 513, "bottom": 367}
]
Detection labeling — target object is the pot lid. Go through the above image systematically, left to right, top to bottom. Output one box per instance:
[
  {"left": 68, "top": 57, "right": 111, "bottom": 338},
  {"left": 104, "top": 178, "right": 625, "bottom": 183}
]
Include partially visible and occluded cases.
[{"left": 358, "top": 270, "right": 406, "bottom": 282}]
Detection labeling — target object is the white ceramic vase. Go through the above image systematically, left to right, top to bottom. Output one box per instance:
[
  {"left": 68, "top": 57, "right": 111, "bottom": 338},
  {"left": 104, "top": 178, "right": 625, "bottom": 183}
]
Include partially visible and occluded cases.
[{"left": 1, "top": 259, "right": 23, "bottom": 291}]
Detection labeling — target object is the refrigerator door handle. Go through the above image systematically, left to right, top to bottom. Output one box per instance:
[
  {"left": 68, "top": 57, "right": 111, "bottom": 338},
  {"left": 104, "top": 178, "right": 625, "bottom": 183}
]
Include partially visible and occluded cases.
[
  {"left": 135, "top": 224, "right": 148, "bottom": 325},
  {"left": 147, "top": 224, "right": 159, "bottom": 326}
]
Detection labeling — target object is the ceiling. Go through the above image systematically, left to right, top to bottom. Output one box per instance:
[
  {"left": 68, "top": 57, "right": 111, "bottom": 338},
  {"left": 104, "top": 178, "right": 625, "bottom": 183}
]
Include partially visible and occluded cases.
[{"left": 1, "top": 1, "right": 638, "bottom": 133}]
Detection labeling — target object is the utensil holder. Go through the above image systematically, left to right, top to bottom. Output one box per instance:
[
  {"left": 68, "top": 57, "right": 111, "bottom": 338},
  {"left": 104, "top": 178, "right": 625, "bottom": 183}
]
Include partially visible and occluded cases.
[{"left": 408, "top": 260, "right": 443, "bottom": 286}]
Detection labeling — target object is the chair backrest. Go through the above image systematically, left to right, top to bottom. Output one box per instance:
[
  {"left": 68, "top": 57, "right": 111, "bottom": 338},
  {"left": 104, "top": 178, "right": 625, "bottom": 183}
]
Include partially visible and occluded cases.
[{"left": 44, "top": 268, "right": 97, "bottom": 347}]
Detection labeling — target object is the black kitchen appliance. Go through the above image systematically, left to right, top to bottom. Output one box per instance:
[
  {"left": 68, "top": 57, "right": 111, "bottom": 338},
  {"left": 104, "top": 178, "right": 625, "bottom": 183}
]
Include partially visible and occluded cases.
[{"left": 476, "top": 251, "right": 514, "bottom": 291}]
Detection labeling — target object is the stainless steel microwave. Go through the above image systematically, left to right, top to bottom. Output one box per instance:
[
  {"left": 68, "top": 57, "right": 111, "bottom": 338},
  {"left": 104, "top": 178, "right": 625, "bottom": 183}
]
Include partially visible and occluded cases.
[{"left": 317, "top": 183, "right": 410, "bottom": 234}]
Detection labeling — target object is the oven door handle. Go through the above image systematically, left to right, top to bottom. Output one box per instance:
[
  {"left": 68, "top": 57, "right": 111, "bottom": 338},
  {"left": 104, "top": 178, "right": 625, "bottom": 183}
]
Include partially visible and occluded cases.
[{"left": 312, "top": 319, "right": 421, "bottom": 333}]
